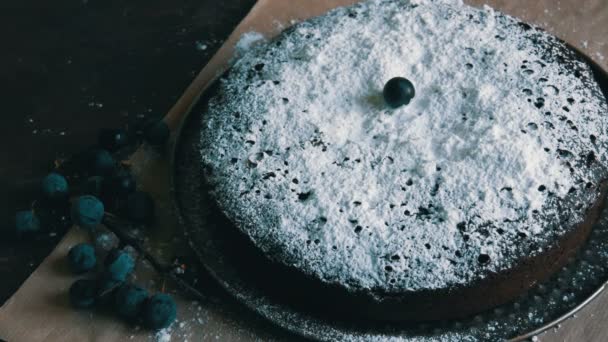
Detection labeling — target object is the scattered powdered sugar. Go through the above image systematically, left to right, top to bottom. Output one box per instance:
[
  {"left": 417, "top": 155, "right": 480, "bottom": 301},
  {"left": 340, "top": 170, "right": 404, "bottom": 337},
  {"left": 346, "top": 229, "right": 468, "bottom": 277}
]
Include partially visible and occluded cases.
[
  {"left": 200, "top": 0, "right": 608, "bottom": 293},
  {"left": 234, "top": 31, "right": 266, "bottom": 57},
  {"left": 195, "top": 40, "right": 209, "bottom": 51},
  {"left": 155, "top": 328, "right": 172, "bottom": 342}
]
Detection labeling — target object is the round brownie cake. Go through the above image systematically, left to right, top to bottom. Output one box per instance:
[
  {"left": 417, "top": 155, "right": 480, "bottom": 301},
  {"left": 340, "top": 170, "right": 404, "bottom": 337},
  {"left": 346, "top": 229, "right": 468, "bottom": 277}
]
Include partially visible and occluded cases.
[{"left": 199, "top": 0, "right": 608, "bottom": 321}]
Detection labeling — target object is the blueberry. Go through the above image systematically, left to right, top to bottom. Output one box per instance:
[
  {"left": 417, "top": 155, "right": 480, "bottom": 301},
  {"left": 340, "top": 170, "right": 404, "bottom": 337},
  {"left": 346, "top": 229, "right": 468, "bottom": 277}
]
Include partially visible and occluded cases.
[
  {"left": 383, "top": 77, "right": 416, "bottom": 108},
  {"left": 143, "top": 120, "right": 170, "bottom": 146},
  {"left": 98, "top": 128, "right": 129, "bottom": 152},
  {"left": 85, "top": 149, "right": 115, "bottom": 176},
  {"left": 99, "top": 170, "right": 136, "bottom": 213},
  {"left": 104, "top": 170, "right": 136, "bottom": 198},
  {"left": 41, "top": 172, "right": 69, "bottom": 200},
  {"left": 84, "top": 176, "right": 104, "bottom": 197},
  {"left": 126, "top": 191, "right": 155, "bottom": 223},
  {"left": 71, "top": 195, "right": 104, "bottom": 229},
  {"left": 15, "top": 210, "right": 41, "bottom": 235},
  {"left": 92, "top": 229, "right": 120, "bottom": 256},
  {"left": 67, "top": 243, "right": 97, "bottom": 274},
  {"left": 105, "top": 249, "right": 135, "bottom": 281},
  {"left": 96, "top": 274, "right": 124, "bottom": 303},
  {"left": 69, "top": 279, "right": 97, "bottom": 309},
  {"left": 114, "top": 284, "right": 148, "bottom": 321},
  {"left": 143, "top": 293, "right": 177, "bottom": 329}
]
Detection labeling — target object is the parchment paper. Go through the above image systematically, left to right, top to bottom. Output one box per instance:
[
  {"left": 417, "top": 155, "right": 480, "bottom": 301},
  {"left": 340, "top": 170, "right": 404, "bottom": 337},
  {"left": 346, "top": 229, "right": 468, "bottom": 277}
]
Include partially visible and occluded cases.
[{"left": 0, "top": 0, "right": 607, "bottom": 341}]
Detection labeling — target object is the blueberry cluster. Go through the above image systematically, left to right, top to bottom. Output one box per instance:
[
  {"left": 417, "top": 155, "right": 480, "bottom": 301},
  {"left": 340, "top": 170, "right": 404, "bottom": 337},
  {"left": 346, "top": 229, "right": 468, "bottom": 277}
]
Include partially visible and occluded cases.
[
  {"left": 12, "top": 118, "right": 175, "bottom": 330},
  {"left": 12, "top": 118, "right": 168, "bottom": 237},
  {"left": 68, "top": 244, "right": 176, "bottom": 329}
]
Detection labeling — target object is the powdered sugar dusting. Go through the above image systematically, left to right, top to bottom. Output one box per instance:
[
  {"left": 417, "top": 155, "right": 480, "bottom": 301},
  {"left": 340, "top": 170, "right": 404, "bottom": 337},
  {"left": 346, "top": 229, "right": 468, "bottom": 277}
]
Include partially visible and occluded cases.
[
  {"left": 200, "top": 0, "right": 608, "bottom": 292},
  {"left": 234, "top": 31, "right": 266, "bottom": 57},
  {"left": 155, "top": 328, "right": 172, "bottom": 342}
]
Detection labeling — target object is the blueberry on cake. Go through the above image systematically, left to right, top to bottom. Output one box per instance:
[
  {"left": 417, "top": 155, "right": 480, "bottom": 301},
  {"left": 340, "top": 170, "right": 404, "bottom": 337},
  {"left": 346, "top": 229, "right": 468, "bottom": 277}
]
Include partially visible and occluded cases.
[{"left": 199, "top": 0, "right": 608, "bottom": 320}]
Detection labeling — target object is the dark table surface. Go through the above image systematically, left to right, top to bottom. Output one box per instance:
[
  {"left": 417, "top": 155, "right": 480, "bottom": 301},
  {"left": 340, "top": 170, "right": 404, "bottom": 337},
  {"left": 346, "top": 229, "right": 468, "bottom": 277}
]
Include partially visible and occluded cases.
[{"left": 0, "top": 0, "right": 255, "bottom": 305}]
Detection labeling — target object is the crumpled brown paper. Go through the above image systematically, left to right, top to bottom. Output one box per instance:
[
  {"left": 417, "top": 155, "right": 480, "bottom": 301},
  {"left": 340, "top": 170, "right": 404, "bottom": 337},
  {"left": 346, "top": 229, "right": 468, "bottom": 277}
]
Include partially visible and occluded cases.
[{"left": 0, "top": 0, "right": 606, "bottom": 341}]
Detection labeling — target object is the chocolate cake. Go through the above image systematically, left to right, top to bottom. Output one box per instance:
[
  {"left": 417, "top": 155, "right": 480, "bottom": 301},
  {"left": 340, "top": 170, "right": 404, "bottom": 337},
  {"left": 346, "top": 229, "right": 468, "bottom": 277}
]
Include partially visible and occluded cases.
[{"left": 198, "top": 0, "right": 608, "bottom": 321}]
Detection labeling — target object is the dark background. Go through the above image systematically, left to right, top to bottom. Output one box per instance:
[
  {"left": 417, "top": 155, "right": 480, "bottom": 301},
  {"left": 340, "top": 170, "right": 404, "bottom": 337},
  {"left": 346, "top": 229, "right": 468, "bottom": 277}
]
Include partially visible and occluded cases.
[{"left": 0, "top": 0, "right": 255, "bottom": 304}]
